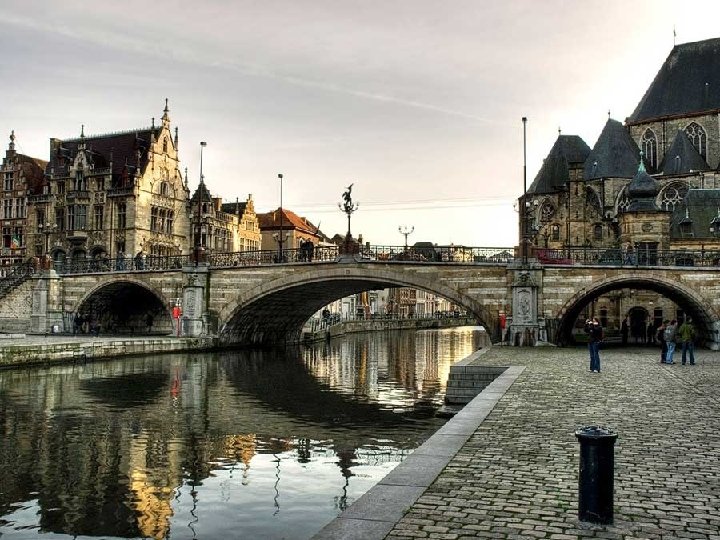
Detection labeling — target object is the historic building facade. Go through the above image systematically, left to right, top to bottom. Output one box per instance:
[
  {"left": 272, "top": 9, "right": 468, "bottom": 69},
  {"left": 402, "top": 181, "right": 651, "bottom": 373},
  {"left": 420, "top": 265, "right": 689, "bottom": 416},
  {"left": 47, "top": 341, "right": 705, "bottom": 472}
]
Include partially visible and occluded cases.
[
  {"left": 521, "top": 37, "right": 720, "bottom": 336},
  {"left": 26, "top": 101, "right": 191, "bottom": 268},
  {"left": 0, "top": 132, "right": 47, "bottom": 266},
  {"left": 188, "top": 179, "right": 261, "bottom": 255}
]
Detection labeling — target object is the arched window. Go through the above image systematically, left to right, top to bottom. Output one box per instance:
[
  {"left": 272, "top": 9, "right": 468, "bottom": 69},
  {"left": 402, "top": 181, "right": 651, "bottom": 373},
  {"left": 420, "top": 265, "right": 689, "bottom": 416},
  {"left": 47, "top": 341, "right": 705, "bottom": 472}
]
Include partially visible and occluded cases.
[
  {"left": 685, "top": 122, "right": 707, "bottom": 159},
  {"left": 641, "top": 129, "right": 658, "bottom": 171},
  {"left": 160, "top": 182, "right": 169, "bottom": 197},
  {"left": 660, "top": 182, "right": 689, "bottom": 211},
  {"left": 616, "top": 186, "right": 631, "bottom": 213},
  {"left": 540, "top": 200, "right": 555, "bottom": 223},
  {"left": 593, "top": 223, "right": 603, "bottom": 241}
]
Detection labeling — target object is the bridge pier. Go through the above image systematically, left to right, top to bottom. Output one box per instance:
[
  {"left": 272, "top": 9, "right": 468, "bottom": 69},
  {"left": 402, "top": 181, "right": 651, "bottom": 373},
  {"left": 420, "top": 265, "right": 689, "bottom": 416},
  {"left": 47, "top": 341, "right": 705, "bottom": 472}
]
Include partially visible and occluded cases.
[
  {"left": 180, "top": 265, "right": 209, "bottom": 337},
  {"left": 507, "top": 266, "right": 547, "bottom": 346},
  {"left": 30, "top": 270, "right": 64, "bottom": 334}
]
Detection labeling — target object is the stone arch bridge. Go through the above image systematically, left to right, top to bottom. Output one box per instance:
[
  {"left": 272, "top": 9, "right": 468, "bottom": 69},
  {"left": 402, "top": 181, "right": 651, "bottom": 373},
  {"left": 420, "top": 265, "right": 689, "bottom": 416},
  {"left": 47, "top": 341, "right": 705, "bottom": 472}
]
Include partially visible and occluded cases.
[{"left": 3, "top": 255, "right": 719, "bottom": 349}]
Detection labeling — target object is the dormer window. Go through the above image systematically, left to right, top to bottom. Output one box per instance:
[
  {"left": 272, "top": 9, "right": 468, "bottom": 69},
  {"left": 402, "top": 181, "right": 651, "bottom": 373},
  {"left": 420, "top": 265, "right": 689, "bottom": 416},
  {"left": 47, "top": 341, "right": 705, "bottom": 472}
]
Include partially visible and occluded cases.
[{"left": 679, "top": 208, "right": 693, "bottom": 237}]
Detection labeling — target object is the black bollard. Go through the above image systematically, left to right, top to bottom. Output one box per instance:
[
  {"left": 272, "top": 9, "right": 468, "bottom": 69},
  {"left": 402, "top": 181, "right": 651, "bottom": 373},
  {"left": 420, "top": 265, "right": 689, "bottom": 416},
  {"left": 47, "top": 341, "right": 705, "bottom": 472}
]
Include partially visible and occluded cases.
[{"left": 575, "top": 425, "right": 618, "bottom": 524}]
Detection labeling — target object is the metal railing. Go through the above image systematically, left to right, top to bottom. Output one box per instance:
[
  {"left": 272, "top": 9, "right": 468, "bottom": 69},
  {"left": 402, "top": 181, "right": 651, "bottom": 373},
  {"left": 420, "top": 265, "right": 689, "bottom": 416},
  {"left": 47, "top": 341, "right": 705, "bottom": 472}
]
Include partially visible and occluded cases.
[{"left": 1, "top": 244, "right": 718, "bottom": 282}]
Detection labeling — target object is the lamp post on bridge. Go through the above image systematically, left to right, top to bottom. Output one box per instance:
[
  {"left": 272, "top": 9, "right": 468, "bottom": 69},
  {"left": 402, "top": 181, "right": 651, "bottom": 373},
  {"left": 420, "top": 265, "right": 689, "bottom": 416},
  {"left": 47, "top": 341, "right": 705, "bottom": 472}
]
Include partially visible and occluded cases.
[
  {"left": 194, "top": 141, "right": 207, "bottom": 265},
  {"left": 338, "top": 183, "right": 359, "bottom": 255},
  {"left": 398, "top": 225, "right": 414, "bottom": 250}
]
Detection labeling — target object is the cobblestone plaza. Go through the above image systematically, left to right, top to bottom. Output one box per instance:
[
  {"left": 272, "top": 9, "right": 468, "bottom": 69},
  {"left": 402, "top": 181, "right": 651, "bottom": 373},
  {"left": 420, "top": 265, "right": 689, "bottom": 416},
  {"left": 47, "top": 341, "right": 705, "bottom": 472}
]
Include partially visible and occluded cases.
[{"left": 384, "top": 346, "right": 720, "bottom": 540}]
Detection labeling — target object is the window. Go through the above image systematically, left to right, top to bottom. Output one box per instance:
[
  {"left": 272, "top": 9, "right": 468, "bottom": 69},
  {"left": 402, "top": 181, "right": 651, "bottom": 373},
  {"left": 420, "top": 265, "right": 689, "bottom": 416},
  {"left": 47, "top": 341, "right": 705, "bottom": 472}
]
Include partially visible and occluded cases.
[
  {"left": 685, "top": 122, "right": 707, "bottom": 159},
  {"left": 641, "top": 129, "right": 658, "bottom": 170},
  {"left": 163, "top": 138, "right": 168, "bottom": 153},
  {"left": 74, "top": 171, "right": 86, "bottom": 191},
  {"left": 4, "top": 172, "right": 13, "bottom": 191},
  {"left": 96, "top": 178, "right": 105, "bottom": 191},
  {"left": 57, "top": 181, "right": 65, "bottom": 195},
  {"left": 160, "top": 182, "right": 169, "bottom": 197},
  {"left": 660, "top": 182, "right": 689, "bottom": 211},
  {"left": 15, "top": 198, "right": 24, "bottom": 219},
  {"left": 3, "top": 199, "right": 12, "bottom": 219},
  {"left": 117, "top": 203, "right": 126, "bottom": 229},
  {"left": 68, "top": 205, "right": 87, "bottom": 230},
  {"left": 94, "top": 205, "right": 104, "bottom": 230},
  {"left": 150, "top": 206, "right": 159, "bottom": 232},
  {"left": 55, "top": 208, "right": 65, "bottom": 231},
  {"left": 36, "top": 209, "right": 45, "bottom": 229},
  {"left": 166, "top": 210, "right": 174, "bottom": 234},
  {"left": 551, "top": 224, "right": 560, "bottom": 241},
  {"left": 593, "top": 224, "right": 603, "bottom": 241},
  {"left": 2, "top": 227, "right": 10, "bottom": 248},
  {"left": 13, "top": 227, "right": 22, "bottom": 248}
]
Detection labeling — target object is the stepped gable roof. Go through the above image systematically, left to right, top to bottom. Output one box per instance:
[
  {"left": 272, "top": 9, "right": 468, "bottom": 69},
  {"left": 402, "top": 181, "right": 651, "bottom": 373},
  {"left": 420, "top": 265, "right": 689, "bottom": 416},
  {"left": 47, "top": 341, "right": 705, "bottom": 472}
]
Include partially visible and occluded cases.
[
  {"left": 628, "top": 38, "right": 720, "bottom": 124},
  {"left": 584, "top": 118, "right": 640, "bottom": 180},
  {"left": 48, "top": 127, "right": 161, "bottom": 183},
  {"left": 659, "top": 129, "right": 710, "bottom": 174},
  {"left": 527, "top": 135, "right": 590, "bottom": 194},
  {"left": 627, "top": 160, "right": 659, "bottom": 212},
  {"left": 670, "top": 189, "right": 720, "bottom": 239},
  {"left": 221, "top": 201, "right": 249, "bottom": 218},
  {"left": 258, "top": 208, "right": 318, "bottom": 235}
]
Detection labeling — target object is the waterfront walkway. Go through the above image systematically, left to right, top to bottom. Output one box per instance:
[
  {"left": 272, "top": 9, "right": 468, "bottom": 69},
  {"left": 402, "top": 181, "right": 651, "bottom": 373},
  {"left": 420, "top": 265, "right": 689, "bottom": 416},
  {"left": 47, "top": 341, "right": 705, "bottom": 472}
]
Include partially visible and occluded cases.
[{"left": 318, "top": 345, "right": 720, "bottom": 539}]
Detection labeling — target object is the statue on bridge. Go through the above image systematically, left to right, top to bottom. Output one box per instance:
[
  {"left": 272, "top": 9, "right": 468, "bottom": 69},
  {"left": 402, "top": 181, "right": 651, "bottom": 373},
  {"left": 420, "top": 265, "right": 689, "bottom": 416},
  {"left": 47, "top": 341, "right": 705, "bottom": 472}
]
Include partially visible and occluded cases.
[
  {"left": 338, "top": 183, "right": 360, "bottom": 255},
  {"left": 340, "top": 183, "right": 354, "bottom": 214}
]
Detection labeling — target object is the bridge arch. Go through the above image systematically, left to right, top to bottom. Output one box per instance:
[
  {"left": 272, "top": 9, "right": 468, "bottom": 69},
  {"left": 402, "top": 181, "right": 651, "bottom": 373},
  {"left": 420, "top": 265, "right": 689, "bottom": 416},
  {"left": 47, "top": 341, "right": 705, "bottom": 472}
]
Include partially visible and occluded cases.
[
  {"left": 218, "top": 265, "right": 497, "bottom": 347},
  {"left": 555, "top": 273, "right": 719, "bottom": 345},
  {"left": 74, "top": 278, "right": 173, "bottom": 335}
]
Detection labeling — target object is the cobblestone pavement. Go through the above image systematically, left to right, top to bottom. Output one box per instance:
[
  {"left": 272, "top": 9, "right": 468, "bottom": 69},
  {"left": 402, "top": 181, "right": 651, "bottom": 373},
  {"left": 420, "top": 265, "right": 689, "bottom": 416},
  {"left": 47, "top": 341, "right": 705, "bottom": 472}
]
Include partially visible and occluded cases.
[{"left": 386, "top": 346, "right": 720, "bottom": 540}]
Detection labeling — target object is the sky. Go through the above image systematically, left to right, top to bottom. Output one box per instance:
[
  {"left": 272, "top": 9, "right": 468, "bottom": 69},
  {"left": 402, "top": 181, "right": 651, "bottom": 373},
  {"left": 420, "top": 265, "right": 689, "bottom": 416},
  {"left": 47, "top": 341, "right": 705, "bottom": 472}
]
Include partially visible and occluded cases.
[{"left": 1, "top": 1, "right": 718, "bottom": 247}]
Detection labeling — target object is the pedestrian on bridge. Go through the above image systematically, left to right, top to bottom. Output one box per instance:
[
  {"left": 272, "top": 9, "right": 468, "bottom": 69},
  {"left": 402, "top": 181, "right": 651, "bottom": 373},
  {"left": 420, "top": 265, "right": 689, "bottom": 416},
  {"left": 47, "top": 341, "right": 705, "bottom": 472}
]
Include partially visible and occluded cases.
[{"left": 585, "top": 318, "right": 603, "bottom": 373}]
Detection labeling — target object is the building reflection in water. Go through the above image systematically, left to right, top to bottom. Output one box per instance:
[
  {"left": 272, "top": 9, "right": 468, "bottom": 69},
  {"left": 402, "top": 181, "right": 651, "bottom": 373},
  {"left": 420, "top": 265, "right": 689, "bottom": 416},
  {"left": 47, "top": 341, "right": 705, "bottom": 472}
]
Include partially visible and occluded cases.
[{"left": 0, "top": 327, "right": 486, "bottom": 539}]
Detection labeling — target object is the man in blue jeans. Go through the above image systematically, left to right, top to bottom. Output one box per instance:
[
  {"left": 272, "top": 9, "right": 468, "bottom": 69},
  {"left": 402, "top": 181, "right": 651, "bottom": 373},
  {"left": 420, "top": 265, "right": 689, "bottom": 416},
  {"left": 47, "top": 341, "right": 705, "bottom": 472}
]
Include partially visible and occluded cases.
[
  {"left": 678, "top": 317, "right": 696, "bottom": 365},
  {"left": 585, "top": 318, "right": 603, "bottom": 372},
  {"left": 663, "top": 320, "right": 678, "bottom": 364}
]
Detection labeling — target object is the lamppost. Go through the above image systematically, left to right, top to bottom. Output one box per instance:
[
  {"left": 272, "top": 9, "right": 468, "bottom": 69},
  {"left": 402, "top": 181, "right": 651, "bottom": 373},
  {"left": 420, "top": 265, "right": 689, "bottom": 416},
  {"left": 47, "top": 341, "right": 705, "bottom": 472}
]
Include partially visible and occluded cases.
[
  {"left": 521, "top": 116, "right": 528, "bottom": 265},
  {"left": 194, "top": 141, "right": 207, "bottom": 265},
  {"left": 278, "top": 173, "right": 284, "bottom": 262},
  {"left": 338, "top": 183, "right": 359, "bottom": 253},
  {"left": 398, "top": 225, "right": 414, "bottom": 249}
]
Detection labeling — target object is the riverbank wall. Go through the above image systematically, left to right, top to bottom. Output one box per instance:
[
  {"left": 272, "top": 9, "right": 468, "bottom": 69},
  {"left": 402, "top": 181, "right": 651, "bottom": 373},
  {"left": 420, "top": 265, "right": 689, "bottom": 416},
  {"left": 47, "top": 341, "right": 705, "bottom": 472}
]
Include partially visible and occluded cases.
[
  {"left": 303, "top": 317, "right": 480, "bottom": 342},
  {"left": 0, "top": 336, "right": 217, "bottom": 369}
]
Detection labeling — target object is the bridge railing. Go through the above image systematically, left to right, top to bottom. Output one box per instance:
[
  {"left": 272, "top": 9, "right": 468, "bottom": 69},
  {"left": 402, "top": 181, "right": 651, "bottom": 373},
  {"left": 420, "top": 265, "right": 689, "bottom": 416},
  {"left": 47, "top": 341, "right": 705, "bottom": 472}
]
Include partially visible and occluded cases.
[
  {"left": 208, "top": 245, "right": 340, "bottom": 267},
  {"left": 357, "top": 245, "right": 516, "bottom": 263},
  {"left": 536, "top": 246, "right": 720, "bottom": 267}
]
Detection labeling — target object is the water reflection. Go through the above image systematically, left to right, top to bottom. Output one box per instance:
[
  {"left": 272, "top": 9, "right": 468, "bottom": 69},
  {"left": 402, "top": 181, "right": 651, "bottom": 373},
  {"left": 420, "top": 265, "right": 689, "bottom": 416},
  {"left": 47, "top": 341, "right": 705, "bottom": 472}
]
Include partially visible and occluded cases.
[{"left": 0, "top": 327, "right": 486, "bottom": 539}]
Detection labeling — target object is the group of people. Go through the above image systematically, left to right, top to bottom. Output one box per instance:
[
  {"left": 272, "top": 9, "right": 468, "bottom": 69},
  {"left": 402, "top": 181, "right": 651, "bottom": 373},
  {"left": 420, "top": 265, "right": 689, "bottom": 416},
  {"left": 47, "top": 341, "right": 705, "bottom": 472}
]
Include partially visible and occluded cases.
[
  {"left": 586, "top": 315, "right": 696, "bottom": 372},
  {"left": 656, "top": 318, "right": 696, "bottom": 365}
]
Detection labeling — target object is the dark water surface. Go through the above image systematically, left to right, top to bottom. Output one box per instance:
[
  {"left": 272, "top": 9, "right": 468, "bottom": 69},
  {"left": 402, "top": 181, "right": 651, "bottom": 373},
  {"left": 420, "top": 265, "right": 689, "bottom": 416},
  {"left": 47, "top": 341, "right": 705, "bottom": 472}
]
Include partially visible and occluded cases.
[{"left": 0, "top": 327, "right": 487, "bottom": 539}]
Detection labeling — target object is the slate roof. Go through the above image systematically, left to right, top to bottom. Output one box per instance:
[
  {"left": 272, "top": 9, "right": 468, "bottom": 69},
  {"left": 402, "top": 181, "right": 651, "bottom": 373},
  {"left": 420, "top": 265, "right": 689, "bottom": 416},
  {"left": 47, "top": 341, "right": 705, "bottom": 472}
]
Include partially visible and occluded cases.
[
  {"left": 628, "top": 38, "right": 720, "bottom": 124},
  {"left": 584, "top": 118, "right": 640, "bottom": 180},
  {"left": 47, "top": 127, "right": 161, "bottom": 187},
  {"left": 659, "top": 130, "right": 710, "bottom": 174},
  {"left": 527, "top": 135, "right": 590, "bottom": 194},
  {"left": 16, "top": 154, "right": 49, "bottom": 194},
  {"left": 627, "top": 162, "right": 659, "bottom": 212},
  {"left": 189, "top": 181, "right": 213, "bottom": 205},
  {"left": 670, "top": 189, "right": 720, "bottom": 239},
  {"left": 221, "top": 201, "right": 249, "bottom": 219}
]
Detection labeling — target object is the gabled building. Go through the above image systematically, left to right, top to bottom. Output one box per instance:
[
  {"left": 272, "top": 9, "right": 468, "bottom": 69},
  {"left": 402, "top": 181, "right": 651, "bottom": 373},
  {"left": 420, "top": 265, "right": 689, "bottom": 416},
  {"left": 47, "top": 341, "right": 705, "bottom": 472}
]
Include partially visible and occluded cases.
[
  {"left": 27, "top": 101, "right": 191, "bottom": 267},
  {"left": 0, "top": 131, "right": 47, "bottom": 265},
  {"left": 187, "top": 180, "right": 261, "bottom": 254},
  {"left": 257, "top": 208, "right": 321, "bottom": 252}
]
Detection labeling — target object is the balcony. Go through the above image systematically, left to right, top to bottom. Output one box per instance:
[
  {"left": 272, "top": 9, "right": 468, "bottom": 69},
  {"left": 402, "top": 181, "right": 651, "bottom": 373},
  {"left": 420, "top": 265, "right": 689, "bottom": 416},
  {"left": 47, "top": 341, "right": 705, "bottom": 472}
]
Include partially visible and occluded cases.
[{"left": 66, "top": 229, "right": 88, "bottom": 242}]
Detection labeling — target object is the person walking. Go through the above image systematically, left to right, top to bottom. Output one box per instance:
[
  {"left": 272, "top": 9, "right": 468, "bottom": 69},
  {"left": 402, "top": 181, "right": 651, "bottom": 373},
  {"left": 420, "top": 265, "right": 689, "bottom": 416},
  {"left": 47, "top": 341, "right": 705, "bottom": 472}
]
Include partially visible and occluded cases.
[
  {"left": 620, "top": 316, "right": 629, "bottom": 346},
  {"left": 585, "top": 317, "right": 603, "bottom": 373},
  {"left": 678, "top": 317, "right": 696, "bottom": 365},
  {"left": 663, "top": 319, "right": 678, "bottom": 364},
  {"left": 656, "top": 320, "right": 668, "bottom": 363}
]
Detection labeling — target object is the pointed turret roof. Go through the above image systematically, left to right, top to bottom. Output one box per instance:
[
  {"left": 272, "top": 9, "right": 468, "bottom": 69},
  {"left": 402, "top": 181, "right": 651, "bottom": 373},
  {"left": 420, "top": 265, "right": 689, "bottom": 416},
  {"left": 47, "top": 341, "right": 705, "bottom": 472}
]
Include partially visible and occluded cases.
[
  {"left": 628, "top": 38, "right": 720, "bottom": 124},
  {"left": 584, "top": 118, "right": 640, "bottom": 180},
  {"left": 659, "top": 129, "right": 710, "bottom": 175},
  {"left": 527, "top": 135, "right": 590, "bottom": 194},
  {"left": 627, "top": 159, "right": 659, "bottom": 212}
]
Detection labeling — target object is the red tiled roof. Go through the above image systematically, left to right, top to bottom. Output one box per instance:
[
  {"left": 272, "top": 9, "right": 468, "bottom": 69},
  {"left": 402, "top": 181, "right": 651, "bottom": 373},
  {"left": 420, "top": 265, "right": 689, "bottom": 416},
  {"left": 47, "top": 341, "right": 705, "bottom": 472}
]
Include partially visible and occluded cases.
[{"left": 257, "top": 208, "right": 319, "bottom": 235}]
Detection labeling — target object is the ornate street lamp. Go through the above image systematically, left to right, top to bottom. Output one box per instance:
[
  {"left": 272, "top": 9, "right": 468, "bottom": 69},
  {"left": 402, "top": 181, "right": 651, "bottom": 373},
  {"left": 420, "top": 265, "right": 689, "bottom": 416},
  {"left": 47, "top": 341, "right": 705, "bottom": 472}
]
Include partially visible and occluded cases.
[
  {"left": 278, "top": 173, "right": 284, "bottom": 262},
  {"left": 338, "top": 183, "right": 359, "bottom": 254},
  {"left": 398, "top": 225, "right": 414, "bottom": 249}
]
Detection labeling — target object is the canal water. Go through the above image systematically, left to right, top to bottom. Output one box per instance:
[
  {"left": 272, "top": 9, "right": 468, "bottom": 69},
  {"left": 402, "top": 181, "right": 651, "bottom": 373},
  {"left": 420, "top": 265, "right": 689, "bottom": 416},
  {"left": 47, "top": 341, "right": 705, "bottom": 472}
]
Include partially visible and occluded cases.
[{"left": 0, "top": 327, "right": 488, "bottom": 540}]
